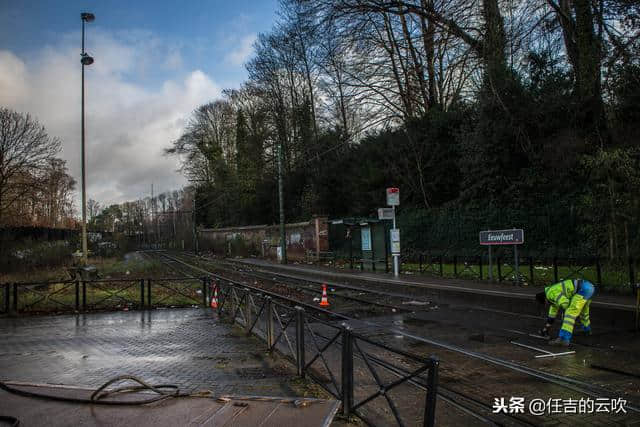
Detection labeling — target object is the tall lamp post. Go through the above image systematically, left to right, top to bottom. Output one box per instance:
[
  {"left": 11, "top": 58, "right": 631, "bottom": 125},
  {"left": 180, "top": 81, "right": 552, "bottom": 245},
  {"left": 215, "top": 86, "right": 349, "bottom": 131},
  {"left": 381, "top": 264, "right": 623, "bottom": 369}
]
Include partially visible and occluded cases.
[{"left": 80, "top": 12, "right": 95, "bottom": 265}]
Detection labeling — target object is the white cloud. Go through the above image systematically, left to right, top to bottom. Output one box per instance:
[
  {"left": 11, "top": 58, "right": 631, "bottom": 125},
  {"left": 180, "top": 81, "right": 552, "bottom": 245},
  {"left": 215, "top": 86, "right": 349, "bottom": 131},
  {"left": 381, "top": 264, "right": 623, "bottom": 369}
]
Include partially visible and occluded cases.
[
  {"left": 0, "top": 30, "right": 221, "bottom": 209},
  {"left": 224, "top": 33, "right": 256, "bottom": 66},
  {"left": 164, "top": 48, "right": 183, "bottom": 70},
  {"left": 0, "top": 51, "right": 28, "bottom": 105}
]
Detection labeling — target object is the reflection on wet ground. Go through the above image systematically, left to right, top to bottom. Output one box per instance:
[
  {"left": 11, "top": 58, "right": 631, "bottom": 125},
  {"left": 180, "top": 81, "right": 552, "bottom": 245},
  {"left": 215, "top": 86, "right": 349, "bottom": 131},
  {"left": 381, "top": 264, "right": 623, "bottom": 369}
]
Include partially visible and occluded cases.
[{"left": 0, "top": 308, "right": 302, "bottom": 396}]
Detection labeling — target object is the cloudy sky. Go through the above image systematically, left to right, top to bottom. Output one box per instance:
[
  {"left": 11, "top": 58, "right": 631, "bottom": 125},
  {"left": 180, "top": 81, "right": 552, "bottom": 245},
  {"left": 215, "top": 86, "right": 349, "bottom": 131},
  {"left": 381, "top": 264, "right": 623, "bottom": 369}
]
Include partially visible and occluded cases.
[{"left": 0, "top": 0, "right": 277, "bottom": 208}]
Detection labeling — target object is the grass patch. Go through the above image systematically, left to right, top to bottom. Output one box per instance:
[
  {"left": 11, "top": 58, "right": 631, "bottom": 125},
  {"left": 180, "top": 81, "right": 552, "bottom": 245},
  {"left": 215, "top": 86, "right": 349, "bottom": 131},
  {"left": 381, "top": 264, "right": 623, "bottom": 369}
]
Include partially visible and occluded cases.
[
  {"left": 2, "top": 253, "right": 177, "bottom": 283},
  {"left": 97, "top": 255, "right": 170, "bottom": 278},
  {"left": 399, "top": 261, "right": 634, "bottom": 294},
  {"left": 7, "top": 278, "right": 205, "bottom": 313}
]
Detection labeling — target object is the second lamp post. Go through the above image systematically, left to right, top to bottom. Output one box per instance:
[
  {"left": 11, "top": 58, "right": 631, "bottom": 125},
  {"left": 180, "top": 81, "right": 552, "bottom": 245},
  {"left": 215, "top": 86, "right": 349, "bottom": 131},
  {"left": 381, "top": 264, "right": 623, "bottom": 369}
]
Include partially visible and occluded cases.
[{"left": 80, "top": 12, "right": 95, "bottom": 265}]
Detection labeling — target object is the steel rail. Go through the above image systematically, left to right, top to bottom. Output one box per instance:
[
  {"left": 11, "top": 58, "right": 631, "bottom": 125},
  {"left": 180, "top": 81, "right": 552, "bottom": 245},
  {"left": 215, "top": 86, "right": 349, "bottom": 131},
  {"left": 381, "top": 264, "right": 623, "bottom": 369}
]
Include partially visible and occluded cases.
[
  {"left": 150, "top": 251, "right": 640, "bottom": 414},
  {"left": 160, "top": 251, "right": 411, "bottom": 311},
  {"left": 211, "top": 258, "right": 548, "bottom": 320},
  {"left": 228, "top": 264, "right": 420, "bottom": 309},
  {"left": 227, "top": 265, "right": 411, "bottom": 312},
  {"left": 218, "top": 270, "right": 534, "bottom": 426},
  {"left": 214, "top": 271, "right": 509, "bottom": 426},
  {"left": 298, "top": 316, "right": 534, "bottom": 427}
]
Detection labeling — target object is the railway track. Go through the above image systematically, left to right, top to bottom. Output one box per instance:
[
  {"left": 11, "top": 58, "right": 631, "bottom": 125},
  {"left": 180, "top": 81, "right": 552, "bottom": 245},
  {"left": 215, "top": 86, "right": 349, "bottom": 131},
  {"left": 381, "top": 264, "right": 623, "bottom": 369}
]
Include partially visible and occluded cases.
[
  {"left": 144, "top": 250, "right": 640, "bottom": 425},
  {"left": 143, "top": 251, "right": 530, "bottom": 426},
  {"left": 179, "top": 253, "right": 549, "bottom": 321}
]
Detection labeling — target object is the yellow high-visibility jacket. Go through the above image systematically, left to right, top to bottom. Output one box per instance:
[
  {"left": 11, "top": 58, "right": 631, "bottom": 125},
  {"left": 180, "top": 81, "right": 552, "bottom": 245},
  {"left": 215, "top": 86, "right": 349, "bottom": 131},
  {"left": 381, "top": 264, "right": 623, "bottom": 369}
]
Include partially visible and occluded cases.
[
  {"left": 544, "top": 279, "right": 575, "bottom": 318},
  {"left": 545, "top": 279, "right": 591, "bottom": 337}
]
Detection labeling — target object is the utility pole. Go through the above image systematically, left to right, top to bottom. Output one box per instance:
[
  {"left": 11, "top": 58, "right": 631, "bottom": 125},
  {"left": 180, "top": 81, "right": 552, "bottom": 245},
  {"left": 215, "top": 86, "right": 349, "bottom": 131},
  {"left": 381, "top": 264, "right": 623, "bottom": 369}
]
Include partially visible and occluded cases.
[
  {"left": 277, "top": 143, "right": 287, "bottom": 264},
  {"left": 151, "top": 183, "right": 155, "bottom": 247},
  {"left": 192, "top": 195, "right": 199, "bottom": 255},
  {"left": 172, "top": 207, "right": 176, "bottom": 249}
]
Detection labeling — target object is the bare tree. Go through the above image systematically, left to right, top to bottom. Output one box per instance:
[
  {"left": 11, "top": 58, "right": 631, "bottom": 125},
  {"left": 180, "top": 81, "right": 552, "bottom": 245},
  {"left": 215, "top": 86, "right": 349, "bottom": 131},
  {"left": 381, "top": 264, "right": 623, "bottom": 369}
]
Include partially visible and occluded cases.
[
  {"left": 0, "top": 108, "right": 61, "bottom": 225},
  {"left": 40, "top": 159, "right": 76, "bottom": 227},
  {"left": 88, "top": 198, "right": 101, "bottom": 224}
]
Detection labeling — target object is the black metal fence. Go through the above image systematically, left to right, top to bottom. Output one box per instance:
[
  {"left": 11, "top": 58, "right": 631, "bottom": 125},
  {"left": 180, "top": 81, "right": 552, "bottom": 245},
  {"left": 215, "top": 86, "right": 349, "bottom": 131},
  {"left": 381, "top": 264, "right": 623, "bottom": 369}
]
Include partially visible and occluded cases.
[
  {"left": 318, "top": 250, "right": 637, "bottom": 292},
  {"left": 401, "top": 252, "right": 637, "bottom": 291},
  {"left": 1, "top": 277, "right": 210, "bottom": 315},
  {"left": 214, "top": 278, "right": 439, "bottom": 427}
]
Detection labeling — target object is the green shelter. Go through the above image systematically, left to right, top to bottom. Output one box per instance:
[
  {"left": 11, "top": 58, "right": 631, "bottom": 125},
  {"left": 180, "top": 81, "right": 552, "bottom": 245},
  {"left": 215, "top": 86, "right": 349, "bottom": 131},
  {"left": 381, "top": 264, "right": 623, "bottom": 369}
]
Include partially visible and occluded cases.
[{"left": 328, "top": 217, "right": 391, "bottom": 271}]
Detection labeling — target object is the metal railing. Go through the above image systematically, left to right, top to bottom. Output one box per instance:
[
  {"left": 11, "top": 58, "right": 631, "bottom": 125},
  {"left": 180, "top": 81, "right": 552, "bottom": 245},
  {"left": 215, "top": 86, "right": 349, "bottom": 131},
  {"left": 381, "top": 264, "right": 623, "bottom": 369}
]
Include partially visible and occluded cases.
[
  {"left": 322, "top": 249, "right": 637, "bottom": 291},
  {"left": 398, "top": 252, "right": 636, "bottom": 291},
  {"left": 1, "top": 277, "right": 210, "bottom": 314},
  {"left": 214, "top": 278, "right": 439, "bottom": 427}
]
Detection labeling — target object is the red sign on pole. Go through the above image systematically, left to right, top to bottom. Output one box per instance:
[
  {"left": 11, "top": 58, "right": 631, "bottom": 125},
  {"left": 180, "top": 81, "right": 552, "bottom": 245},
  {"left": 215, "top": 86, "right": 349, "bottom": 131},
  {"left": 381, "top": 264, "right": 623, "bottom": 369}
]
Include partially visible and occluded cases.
[{"left": 386, "top": 187, "right": 400, "bottom": 206}]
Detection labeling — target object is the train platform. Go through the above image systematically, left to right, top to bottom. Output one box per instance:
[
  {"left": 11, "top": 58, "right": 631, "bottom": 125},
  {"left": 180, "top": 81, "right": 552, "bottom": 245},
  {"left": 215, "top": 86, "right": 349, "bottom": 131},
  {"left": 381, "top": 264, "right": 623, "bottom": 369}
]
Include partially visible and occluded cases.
[
  {"left": 233, "top": 258, "right": 638, "bottom": 328},
  {"left": 0, "top": 308, "right": 339, "bottom": 426}
]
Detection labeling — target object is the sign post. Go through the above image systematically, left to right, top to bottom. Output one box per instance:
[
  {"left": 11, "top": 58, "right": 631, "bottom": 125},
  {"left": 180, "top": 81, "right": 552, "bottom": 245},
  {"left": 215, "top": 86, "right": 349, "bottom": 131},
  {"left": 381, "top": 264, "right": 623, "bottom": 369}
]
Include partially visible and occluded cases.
[
  {"left": 386, "top": 188, "right": 400, "bottom": 277},
  {"left": 479, "top": 229, "right": 524, "bottom": 284}
]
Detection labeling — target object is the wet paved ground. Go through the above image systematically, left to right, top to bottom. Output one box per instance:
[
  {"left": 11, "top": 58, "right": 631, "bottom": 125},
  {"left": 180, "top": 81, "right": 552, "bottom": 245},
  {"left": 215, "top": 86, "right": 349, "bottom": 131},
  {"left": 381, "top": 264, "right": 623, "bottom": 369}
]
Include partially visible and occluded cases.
[{"left": 0, "top": 308, "right": 305, "bottom": 396}]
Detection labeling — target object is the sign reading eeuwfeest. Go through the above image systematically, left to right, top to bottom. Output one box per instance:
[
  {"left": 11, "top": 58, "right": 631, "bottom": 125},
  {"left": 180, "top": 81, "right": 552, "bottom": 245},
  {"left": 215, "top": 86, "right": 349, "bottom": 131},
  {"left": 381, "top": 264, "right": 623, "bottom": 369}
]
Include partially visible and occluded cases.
[{"left": 479, "top": 229, "right": 524, "bottom": 245}]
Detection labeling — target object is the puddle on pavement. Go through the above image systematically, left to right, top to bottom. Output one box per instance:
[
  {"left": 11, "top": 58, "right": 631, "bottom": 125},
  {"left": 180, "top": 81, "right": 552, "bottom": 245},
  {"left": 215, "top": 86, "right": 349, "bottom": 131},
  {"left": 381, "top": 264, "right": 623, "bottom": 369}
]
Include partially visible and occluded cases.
[
  {"left": 402, "top": 317, "right": 440, "bottom": 327},
  {"left": 467, "top": 333, "right": 505, "bottom": 344}
]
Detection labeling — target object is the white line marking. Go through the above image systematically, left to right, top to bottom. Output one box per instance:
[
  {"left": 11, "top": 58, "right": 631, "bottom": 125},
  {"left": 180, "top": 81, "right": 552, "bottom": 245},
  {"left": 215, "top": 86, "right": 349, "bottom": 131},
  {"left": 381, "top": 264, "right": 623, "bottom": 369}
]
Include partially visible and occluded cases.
[{"left": 535, "top": 351, "right": 576, "bottom": 358}]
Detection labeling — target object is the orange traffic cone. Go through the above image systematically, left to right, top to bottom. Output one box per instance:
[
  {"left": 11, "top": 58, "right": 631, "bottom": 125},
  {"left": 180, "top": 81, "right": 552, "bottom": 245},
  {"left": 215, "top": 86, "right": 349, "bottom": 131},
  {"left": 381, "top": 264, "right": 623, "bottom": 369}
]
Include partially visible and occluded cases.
[
  {"left": 319, "top": 283, "right": 330, "bottom": 307},
  {"left": 210, "top": 285, "right": 218, "bottom": 309}
]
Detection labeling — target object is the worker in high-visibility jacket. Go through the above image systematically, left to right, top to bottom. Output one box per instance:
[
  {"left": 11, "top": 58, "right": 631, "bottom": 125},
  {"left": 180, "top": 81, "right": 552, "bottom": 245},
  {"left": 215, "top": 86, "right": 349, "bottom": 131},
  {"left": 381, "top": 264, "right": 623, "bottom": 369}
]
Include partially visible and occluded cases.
[{"left": 535, "top": 279, "right": 596, "bottom": 346}]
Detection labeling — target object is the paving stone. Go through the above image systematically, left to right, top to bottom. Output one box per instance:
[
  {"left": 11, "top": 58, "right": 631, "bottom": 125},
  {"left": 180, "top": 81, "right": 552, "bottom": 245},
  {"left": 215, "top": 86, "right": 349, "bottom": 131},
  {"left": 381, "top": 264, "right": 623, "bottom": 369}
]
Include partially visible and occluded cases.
[{"left": 0, "top": 308, "right": 301, "bottom": 397}]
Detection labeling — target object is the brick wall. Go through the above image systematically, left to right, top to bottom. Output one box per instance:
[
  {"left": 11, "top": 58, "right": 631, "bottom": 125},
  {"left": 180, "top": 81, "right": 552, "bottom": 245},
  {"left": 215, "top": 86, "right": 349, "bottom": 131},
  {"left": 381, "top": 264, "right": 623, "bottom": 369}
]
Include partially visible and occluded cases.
[{"left": 199, "top": 216, "right": 328, "bottom": 261}]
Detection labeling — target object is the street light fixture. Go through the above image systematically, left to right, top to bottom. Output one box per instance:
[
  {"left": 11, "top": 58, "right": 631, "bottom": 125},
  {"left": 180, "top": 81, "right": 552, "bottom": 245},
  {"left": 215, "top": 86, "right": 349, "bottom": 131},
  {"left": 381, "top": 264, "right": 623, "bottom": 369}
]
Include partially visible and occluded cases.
[
  {"left": 80, "top": 11, "right": 95, "bottom": 265},
  {"left": 81, "top": 54, "right": 94, "bottom": 66}
]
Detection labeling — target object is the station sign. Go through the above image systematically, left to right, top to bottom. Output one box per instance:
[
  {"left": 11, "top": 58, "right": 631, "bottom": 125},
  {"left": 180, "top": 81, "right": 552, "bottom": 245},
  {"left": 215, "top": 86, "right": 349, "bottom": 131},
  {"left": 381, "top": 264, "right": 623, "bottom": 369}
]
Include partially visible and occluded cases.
[
  {"left": 386, "top": 187, "right": 400, "bottom": 206},
  {"left": 378, "top": 208, "right": 395, "bottom": 220},
  {"left": 479, "top": 229, "right": 524, "bottom": 245}
]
